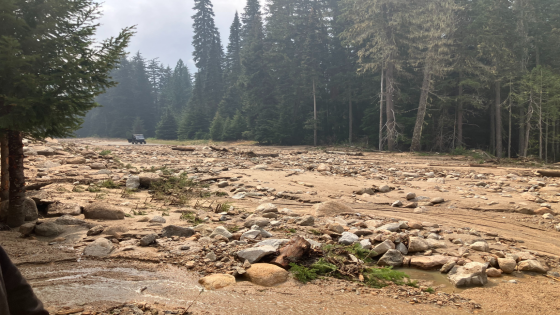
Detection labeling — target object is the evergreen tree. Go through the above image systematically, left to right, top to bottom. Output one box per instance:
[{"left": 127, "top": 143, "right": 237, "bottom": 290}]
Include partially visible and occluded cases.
[
  {"left": 192, "top": 0, "right": 219, "bottom": 73},
  {"left": 170, "top": 59, "right": 193, "bottom": 114},
  {"left": 156, "top": 108, "right": 178, "bottom": 140},
  {"left": 209, "top": 112, "right": 225, "bottom": 140},
  {"left": 131, "top": 117, "right": 146, "bottom": 135}
]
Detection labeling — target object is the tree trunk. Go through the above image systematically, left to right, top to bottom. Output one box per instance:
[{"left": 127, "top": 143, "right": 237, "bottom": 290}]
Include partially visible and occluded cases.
[
  {"left": 386, "top": 61, "right": 395, "bottom": 151},
  {"left": 410, "top": 62, "right": 432, "bottom": 152},
  {"left": 379, "top": 67, "right": 384, "bottom": 151},
  {"left": 539, "top": 69, "right": 543, "bottom": 160},
  {"left": 457, "top": 72, "right": 463, "bottom": 148},
  {"left": 313, "top": 79, "right": 317, "bottom": 147},
  {"left": 495, "top": 80, "right": 502, "bottom": 158},
  {"left": 508, "top": 81, "right": 512, "bottom": 159},
  {"left": 348, "top": 84, "right": 352, "bottom": 144},
  {"left": 490, "top": 101, "right": 495, "bottom": 155},
  {"left": 524, "top": 102, "right": 533, "bottom": 157},
  {"left": 519, "top": 106, "right": 525, "bottom": 157},
  {"left": 546, "top": 118, "right": 549, "bottom": 163},
  {"left": 7, "top": 130, "right": 25, "bottom": 227},
  {"left": 0, "top": 134, "right": 8, "bottom": 202},
  {"left": 271, "top": 236, "right": 311, "bottom": 268}
]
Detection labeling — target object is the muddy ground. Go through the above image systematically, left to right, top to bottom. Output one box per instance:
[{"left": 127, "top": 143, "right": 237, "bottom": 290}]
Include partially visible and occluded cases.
[{"left": 2, "top": 138, "right": 560, "bottom": 314}]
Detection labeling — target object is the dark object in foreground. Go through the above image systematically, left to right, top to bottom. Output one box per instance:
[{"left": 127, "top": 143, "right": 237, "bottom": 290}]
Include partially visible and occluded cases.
[
  {"left": 127, "top": 134, "right": 146, "bottom": 144},
  {"left": 537, "top": 170, "right": 560, "bottom": 177},
  {"left": 271, "top": 236, "right": 311, "bottom": 268},
  {"left": 0, "top": 245, "right": 49, "bottom": 315}
]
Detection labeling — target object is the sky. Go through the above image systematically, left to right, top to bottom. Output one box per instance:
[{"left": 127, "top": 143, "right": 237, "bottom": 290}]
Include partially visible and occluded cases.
[{"left": 94, "top": 0, "right": 257, "bottom": 70}]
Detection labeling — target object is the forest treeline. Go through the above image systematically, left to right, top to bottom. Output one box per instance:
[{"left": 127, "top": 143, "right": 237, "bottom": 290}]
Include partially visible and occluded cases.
[{"left": 78, "top": 0, "right": 560, "bottom": 160}]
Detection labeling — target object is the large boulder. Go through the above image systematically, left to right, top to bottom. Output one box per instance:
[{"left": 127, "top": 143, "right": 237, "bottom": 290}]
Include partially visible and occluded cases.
[
  {"left": 139, "top": 173, "right": 162, "bottom": 188},
  {"left": 126, "top": 176, "right": 140, "bottom": 190},
  {"left": 0, "top": 198, "right": 39, "bottom": 222},
  {"left": 313, "top": 201, "right": 354, "bottom": 217},
  {"left": 47, "top": 202, "right": 81, "bottom": 217},
  {"left": 83, "top": 203, "right": 125, "bottom": 220},
  {"left": 256, "top": 203, "right": 278, "bottom": 213},
  {"left": 55, "top": 215, "right": 87, "bottom": 226},
  {"left": 35, "top": 221, "right": 63, "bottom": 236},
  {"left": 19, "top": 222, "right": 36, "bottom": 236},
  {"left": 161, "top": 225, "right": 194, "bottom": 238},
  {"left": 338, "top": 232, "right": 359, "bottom": 245},
  {"left": 408, "top": 237, "right": 429, "bottom": 253},
  {"left": 83, "top": 238, "right": 114, "bottom": 257},
  {"left": 372, "top": 240, "right": 395, "bottom": 256},
  {"left": 470, "top": 241, "right": 489, "bottom": 252},
  {"left": 237, "top": 245, "right": 276, "bottom": 264},
  {"left": 377, "top": 249, "right": 404, "bottom": 267},
  {"left": 410, "top": 255, "right": 457, "bottom": 270},
  {"left": 498, "top": 257, "right": 517, "bottom": 274},
  {"left": 517, "top": 260, "right": 547, "bottom": 273},
  {"left": 448, "top": 262, "right": 488, "bottom": 287},
  {"left": 245, "top": 263, "right": 289, "bottom": 287},
  {"left": 198, "top": 274, "right": 236, "bottom": 290}
]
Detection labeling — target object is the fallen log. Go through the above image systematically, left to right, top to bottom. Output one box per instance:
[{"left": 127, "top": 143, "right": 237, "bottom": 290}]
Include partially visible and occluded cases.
[
  {"left": 171, "top": 146, "right": 195, "bottom": 151},
  {"left": 209, "top": 146, "right": 229, "bottom": 152},
  {"left": 242, "top": 151, "right": 279, "bottom": 158},
  {"left": 326, "top": 151, "right": 364, "bottom": 156},
  {"left": 468, "top": 164, "right": 498, "bottom": 168},
  {"left": 537, "top": 170, "right": 560, "bottom": 177},
  {"left": 198, "top": 176, "right": 232, "bottom": 183},
  {"left": 26, "top": 181, "right": 53, "bottom": 191},
  {"left": 271, "top": 236, "right": 311, "bottom": 268}
]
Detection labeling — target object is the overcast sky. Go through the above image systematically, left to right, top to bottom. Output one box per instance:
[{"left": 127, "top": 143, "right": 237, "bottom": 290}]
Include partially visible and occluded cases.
[{"left": 95, "top": 0, "right": 258, "bottom": 70}]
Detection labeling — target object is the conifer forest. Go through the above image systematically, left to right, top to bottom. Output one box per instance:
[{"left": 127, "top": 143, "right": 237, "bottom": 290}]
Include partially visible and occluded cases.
[{"left": 78, "top": 0, "right": 560, "bottom": 160}]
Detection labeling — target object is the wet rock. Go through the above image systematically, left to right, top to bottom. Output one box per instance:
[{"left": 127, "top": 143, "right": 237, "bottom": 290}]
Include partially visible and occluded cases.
[
  {"left": 126, "top": 176, "right": 140, "bottom": 190},
  {"left": 313, "top": 201, "right": 354, "bottom": 217},
  {"left": 47, "top": 202, "right": 81, "bottom": 217},
  {"left": 83, "top": 203, "right": 125, "bottom": 220},
  {"left": 256, "top": 203, "right": 278, "bottom": 213},
  {"left": 55, "top": 215, "right": 86, "bottom": 226},
  {"left": 296, "top": 215, "right": 315, "bottom": 226},
  {"left": 149, "top": 216, "right": 166, "bottom": 223},
  {"left": 35, "top": 221, "right": 63, "bottom": 236},
  {"left": 19, "top": 222, "right": 36, "bottom": 236},
  {"left": 87, "top": 225, "right": 105, "bottom": 236},
  {"left": 161, "top": 225, "right": 194, "bottom": 238},
  {"left": 209, "top": 226, "right": 233, "bottom": 239},
  {"left": 338, "top": 232, "right": 359, "bottom": 245},
  {"left": 140, "top": 234, "right": 157, "bottom": 246},
  {"left": 408, "top": 237, "right": 429, "bottom": 252},
  {"left": 83, "top": 238, "right": 114, "bottom": 257},
  {"left": 372, "top": 240, "right": 395, "bottom": 256},
  {"left": 470, "top": 241, "right": 489, "bottom": 252},
  {"left": 237, "top": 245, "right": 276, "bottom": 263},
  {"left": 377, "top": 249, "right": 403, "bottom": 267},
  {"left": 410, "top": 255, "right": 457, "bottom": 270},
  {"left": 498, "top": 257, "right": 517, "bottom": 274},
  {"left": 517, "top": 260, "right": 547, "bottom": 273},
  {"left": 440, "top": 261, "right": 456, "bottom": 273},
  {"left": 448, "top": 262, "right": 488, "bottom": 287},
  {"left": 245, "top": 263, "right": 289, "bottom": 287},
  {"left": 486, "top": 268, "right": 502, "bottom": 277},
  {"left": 198, "top": 274, "right": 236, "bottom": 290}
]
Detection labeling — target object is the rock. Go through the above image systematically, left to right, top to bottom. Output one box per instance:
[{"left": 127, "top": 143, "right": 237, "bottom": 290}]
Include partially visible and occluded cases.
[
  {"left": 34, "top": 146, "right": 56, "bottom": 156},
  {"left": 66, "top": 156, "right": 86, "bottom": 164},
  {"left": 90, "top": 163, "right": 106, "bottom": 170},
  {"left": 317, "top": 164, "right": 331, "bottom": 172},
  {"left": 138, "top": 173, "right": 162, "bottom": 188},
  {"left": 126, "top": 176, "right": 140, "bottom": 190},
  {"left": 217, "top": 181, "right": 229, "bottom": 188},
  {"left": 378, "top": 185, "right": 391, "bottom": 193},
  {"left": 406, "top": 192, "right": 417, "bottom": 200},
  {"left": 430, "top": 197, "right": 445, "bottom": 204},
  {"left": 0, "top": 198, "right": 39, "bottom": 222},
  {"left": 391, "top": 200, "right": 403, "bottom": 207},
  {"left": 313, "top": 201, "right": 354, "bottom": 217},
  {"left": 47, "top": 202, "right": 81, "bottom": 217},
  {"left": 83, "top": 203, "right": 125, "bottom": 220},
  {"left": 256, "top": 203, "right": 278, "bottom": 213},
  {"left": 535, "top": 207, "right": 554, "bottom": 215},
  {"left": 55, "top": 215, "right": 86, "bottom": 226},
  {"left": 296, "top": 215, "right": 315, "bottom": 226},
  {"left": 149, "top": 216, "right": 166, "bottom": 223},
  {"left": 243, "top": 216, "right": 270, "bottom": 228},
  {"left": 365, "top": 220, "right": 383, "bottom": 229},
  {"left": 19, "top": 222, "right": 36, "bottom": 236},
  {"left": 35, "top": 222, "right": 63, "bottom": 236},
  {"left": 328, "top": 223, "right": 345, "bottom": 234},
  {"left": 376, "top": 223, "right": 400, "bottom": 232},
  {"left": 193, "top": 224, "right": 213, "bottom": 236},
  {"left": 87, "top": 225, "right": 105, "bottom": 236},
  {"left": 103, "top": 225, "right": 129, "bottom": 236},
  {"left": 161, "top": 225, "right": 194, "bottom": 238},
  {"left": 210, "top": 226, "right": 233, "bottom": 239},
  {"left": 240, "top": 229, "right": 261, "bottom": 241},
  {"left": 354, "top": 229, "right": 373, "bottom": 236},
  {"left": 338, "top": 232, "right": 359, "bottom": 245},
  {"left": 140, "top": 234, "right": 157, "bottom": 246},
  {"left": 408, "top": 237, "right": 429, "bottom": 252},
  {"left": 83, "top": 238, "right": 114, "bottom": 257},
  {"left": 255, "top": 239, "right": 289, "bottom": 250},
  {"left": 359, "top": 239, "right": 372, "bottom": 249},
  {"left": 372, "top": 240, "right": 395, "bottom": 256},
  {"left": 470, "top": 241, "right": 489, "bottom": 252},
  {"left": 396, "top": 243, "right": 408, "bottom": 255},
  {"left": 237, "top": 245, "right": 276, "bottom": 263},
  {"left": 377, "top": 249, "right": 403, "bottom": 267},
  {"left": 205, "top": 252, "right": 217, "bottom": 261},
  {"left": 410, "top": 255, "right": 457, "bottom": 270},
  {"left": 498, "top": 257, "right": 517, "bottom": 274},
  {"left": 517, "top": 260, "right": 547, "bottom": 273},
  {"left": 440, "top": 261, "right": 456, "bottom": 273},
  {"left": 448, "top": 262, "right": 488, "bottom": 287},
  {"left": 245, "top": 263, "right": 289, "bottom": 287},
  {"left": 486, "top": 268, "right": 502, "bottom": 277},
  {"left": 198, "top": 274, "right": 236, "bottom": 290}
]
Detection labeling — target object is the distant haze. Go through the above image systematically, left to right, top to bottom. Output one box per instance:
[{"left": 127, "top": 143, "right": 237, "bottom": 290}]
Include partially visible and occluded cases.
[{"left": 95, "top": 0, "right": 258, "bottom": 69}]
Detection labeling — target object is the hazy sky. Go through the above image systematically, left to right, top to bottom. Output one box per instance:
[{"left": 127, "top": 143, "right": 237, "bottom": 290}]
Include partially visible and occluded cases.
[{"left": 95, "top": 0, "right": 257, "bottom": 70}]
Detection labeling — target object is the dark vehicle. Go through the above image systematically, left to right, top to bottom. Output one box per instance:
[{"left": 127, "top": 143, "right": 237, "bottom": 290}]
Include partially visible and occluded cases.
[{"left": 128, "top": 134, "right": 146, "bottom": 144}]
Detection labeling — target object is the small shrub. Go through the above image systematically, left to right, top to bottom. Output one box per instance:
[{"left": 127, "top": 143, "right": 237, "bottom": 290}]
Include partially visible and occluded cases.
[
  {"left": 99, "top": 150, "right": 111, "bottom": 156},
  {"left": 101, "top": 179, "right": 119, "bottom": 189},
  {"left": 73, "top": 186, "right": 85, "bottom": 193},
  {"left": 88, "top": 186, "right": 101, "bottom": 193},
  {"left": 180, "top": 212, "right": 203, "bottom": 225},
  {"left": 227, "top": 225, "right": 241, "bottom": 233},
  {"left": 309, "top": 229, "right": 322, "bottom": 236},
  {"left": 289, "top": 263, "right": 318, "bottom": 283},
  {"left": 363, "top": 267, "right": 415, "bottom": 288},
  {"left": 424, "top": 287, "right": 435, "bottom": 293}
]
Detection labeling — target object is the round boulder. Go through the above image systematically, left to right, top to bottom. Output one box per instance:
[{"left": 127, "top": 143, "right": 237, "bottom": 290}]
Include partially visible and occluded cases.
[
  {"left": 245, "top": 263, "right": 289, "bottom": 287},
  {"left": 198, "top": 274, "right": 236, "bottom": 290}
]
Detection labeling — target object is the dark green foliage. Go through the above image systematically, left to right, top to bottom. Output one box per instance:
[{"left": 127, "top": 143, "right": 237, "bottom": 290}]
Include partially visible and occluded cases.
[
  {"left": 155, "top": 108, "right": 178, "bottom": 140},
  {"left": 209, "top": 112, "right": 225, "bottom": 140},
  {"left": 363, "top": 267, "right": 417, "bottom": 289}
]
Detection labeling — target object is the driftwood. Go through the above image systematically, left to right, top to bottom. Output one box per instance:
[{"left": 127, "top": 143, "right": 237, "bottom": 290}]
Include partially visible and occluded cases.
[
  {"left": 171, "top": 146, "right": 195, "bottom": 151},
  {"left": 209, "top": 146, "right": 229, "bottom": 152},
  {"left": 242, "top": 151, "right": 279, "bottom": 158},
  {"left": 326, "top": 151, "right": 364, "bottom": 156},
  {"left": 468, "top": 164, "right": 498, "bottom": 168},
  {"left": 537, "top": 170, "right": 560, "bottom": 177},
  {"left": 198, "top": 176, "right": 232, "bottom": 183},
  {"left": 26, "top": 181, "right": 53, "bottom": 191},
  {"left": 271, "top": 236, "right": 311, "bottom": 268}
]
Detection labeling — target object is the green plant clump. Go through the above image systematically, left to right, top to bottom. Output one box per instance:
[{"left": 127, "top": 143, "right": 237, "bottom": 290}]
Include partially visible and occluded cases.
[
  {"left": 99, "top": 150, "right": 111, "bottom": 156},
  {"left": 101, "top": 178, "right": 119, "bottom": 189},
  {"left": 364, "top": 267, "right": 417, "bottom": 289}
]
